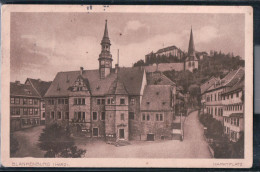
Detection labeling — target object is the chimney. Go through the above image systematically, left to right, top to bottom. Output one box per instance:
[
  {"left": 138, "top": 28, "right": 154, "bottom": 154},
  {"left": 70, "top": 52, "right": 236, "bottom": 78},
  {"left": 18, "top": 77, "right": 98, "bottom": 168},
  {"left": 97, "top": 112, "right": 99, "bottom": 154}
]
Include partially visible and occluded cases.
[
  {"left": 115, "top": 64, "right": 119, "bottom": 74},
  {"left": 80, "top": 67, "right": 84, "bottom": 75},
  {"left": 15, "top": 80, "right": 20, "bottom": 85}
]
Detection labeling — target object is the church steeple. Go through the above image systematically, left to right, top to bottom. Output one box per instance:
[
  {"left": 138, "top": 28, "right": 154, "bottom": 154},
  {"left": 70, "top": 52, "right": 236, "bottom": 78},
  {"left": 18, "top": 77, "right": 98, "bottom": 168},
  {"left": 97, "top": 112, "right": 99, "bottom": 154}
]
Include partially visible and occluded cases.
[
  {"left": 99, "top": 20, "right": 113, "bottom": 79},
  {"left": 188, "top": 26, "right": 196, "bottom": 57}
]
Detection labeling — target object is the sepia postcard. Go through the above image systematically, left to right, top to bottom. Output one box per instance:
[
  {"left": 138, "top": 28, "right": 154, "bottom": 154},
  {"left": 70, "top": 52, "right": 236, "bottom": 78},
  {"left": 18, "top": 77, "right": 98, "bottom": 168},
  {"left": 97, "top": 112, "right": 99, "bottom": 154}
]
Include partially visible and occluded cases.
[{"left": 1, "top": 5, "right": 253, "bottom": 168}]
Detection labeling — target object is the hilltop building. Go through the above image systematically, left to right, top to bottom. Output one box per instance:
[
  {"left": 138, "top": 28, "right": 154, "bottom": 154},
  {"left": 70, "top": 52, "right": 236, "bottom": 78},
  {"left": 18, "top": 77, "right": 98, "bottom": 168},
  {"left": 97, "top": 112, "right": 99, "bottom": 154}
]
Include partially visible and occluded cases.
[
  {"left": 44, "top": 20, "right": 182, "bottom": 141},
  {"left": 144, "top": 27, "right": 200, "bottom": 73},
  {"left": 10, "top": 79, "right": 51, "bottom": 131}
]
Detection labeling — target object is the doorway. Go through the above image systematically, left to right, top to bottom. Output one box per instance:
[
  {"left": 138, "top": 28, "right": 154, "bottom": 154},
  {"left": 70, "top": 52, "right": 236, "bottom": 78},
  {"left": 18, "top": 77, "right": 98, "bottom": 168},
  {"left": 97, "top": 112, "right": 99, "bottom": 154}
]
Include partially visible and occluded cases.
[
  {"left": 93, "top": 128, "right": 98, "bottom": 137},
  {"left": 119, "top": 129, "right": 125, "bottom": 139},
  {"left": 147, "top": 134, "right": 155, "bottom": 141}
]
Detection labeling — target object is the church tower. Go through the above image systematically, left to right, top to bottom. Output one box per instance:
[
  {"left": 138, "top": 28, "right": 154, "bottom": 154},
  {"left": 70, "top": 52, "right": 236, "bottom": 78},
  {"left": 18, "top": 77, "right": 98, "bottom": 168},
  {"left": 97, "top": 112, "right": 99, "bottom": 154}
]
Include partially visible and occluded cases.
[
  {"left": 99, "top": 20, "right": 113, "bottom": 79},
  {"left": 185, "top": 27, "right": 199, "bottom": 72}
]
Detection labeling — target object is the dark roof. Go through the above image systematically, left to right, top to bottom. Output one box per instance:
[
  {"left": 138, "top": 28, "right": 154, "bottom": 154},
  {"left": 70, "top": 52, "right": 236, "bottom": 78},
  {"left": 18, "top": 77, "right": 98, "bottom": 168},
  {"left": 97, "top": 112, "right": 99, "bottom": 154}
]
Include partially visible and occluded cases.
[
  {"left": 156, "top": 45, "right": 181, "bottom": 54},
  {"left": 45, "top": 67, "right": 144, "bottom": 97},
  {"left": 206, "top": 67, "right": 244, "bottom": 92},
  {"left": 146, "top": 72, "right": 176, "bottom": 86},
  {"left": 200, "top": 77, "right": 218, "bottom": 94},
  {"left": 222, "top": 77, "right": 244, "bottom": 95},
  {"left": 26, "top": 78, "right": 52, "bottom": 97},
  {"left": 108, "top": 79, "right": 128, "bottom": 95},
  {"left": 10, "top": 82, "right": 39, "bottom": 98},
  {"left": 141, "top": 85, "right": 173, "bottom": 111},
  {"left": 229, "top": 113, "right": 243, "bottom": 118}
]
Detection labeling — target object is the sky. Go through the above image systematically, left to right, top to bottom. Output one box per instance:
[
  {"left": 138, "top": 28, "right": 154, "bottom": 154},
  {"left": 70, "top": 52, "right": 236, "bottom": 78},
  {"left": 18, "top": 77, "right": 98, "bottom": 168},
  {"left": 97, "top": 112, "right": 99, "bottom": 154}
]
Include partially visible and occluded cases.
[{"left": 10, "top": 12, "right": 245, "bottom": 83}]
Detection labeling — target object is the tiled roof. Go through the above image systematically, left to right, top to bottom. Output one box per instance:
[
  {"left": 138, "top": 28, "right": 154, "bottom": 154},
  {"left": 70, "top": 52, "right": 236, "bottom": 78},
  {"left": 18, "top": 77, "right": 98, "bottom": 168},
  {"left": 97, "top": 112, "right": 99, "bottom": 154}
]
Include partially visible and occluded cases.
[
  {"left": 45, "top": 67, "right": 144, "bottom": 97},
  {"left": 206, "top": 67, "right": 244, "bottom": 92},
  {"left": 146, "top": 72, "right": 176, "bottom": 86},
  {"left": 200, "top": 77, "right": 218, "bottom": 94},
  {"left": 222, "top": 77, "right": 244, "bottom": 95},
  {"left": 27, "top": 78, "right": 52, "bottom": 97},
  {"left": 107, "top": 79, "right": 128, "bottom": 95},
  {"left": 10, "top": 82, "right": 40, "bottom": 98},
  {"left": 141, "top": 85, "right": 173, "bottom": 111},
  {"left": 229, "top": 113, "right": 243, "bottom": 118}
]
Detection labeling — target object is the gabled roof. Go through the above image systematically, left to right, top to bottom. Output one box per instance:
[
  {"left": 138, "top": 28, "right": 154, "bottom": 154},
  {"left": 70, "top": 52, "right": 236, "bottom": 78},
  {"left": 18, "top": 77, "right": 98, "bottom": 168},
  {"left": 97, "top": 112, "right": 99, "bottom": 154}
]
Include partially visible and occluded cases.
[
  {"left": 44, "top": 67, "right": 144, "bottom": 97},
  {"left": 206, "top": 67, "right": 244, "bottom": 92},
  {"left": 146, "top": 72, "right": 176, "bottom": 86},
  {"left": 200, "top": 77, "right": 218, "bottom": 94},
  {"left": 222, "top": 77, "right": 244, "bottom": 95},
  {"left": 26, "top": 78, "right": 52, "bottom": 98},
  {"left": 108, "top": 79, "right": 128, "bottom": 95},
  {"left": 10, "top": 82, "right": 39, "bottom": 98},
  {"left": 141, "top": 85, "right": 173, "bottom": 111}
]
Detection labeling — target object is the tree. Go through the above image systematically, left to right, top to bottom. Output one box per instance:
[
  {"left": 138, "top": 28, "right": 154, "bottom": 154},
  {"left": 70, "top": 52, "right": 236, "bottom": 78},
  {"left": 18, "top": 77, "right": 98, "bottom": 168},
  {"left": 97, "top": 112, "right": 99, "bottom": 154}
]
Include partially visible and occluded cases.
[
  {"left": 133, "top": 59, "right": 145, "bottom": 67},
  {"left": 38, "top": 123, "right": 86, "bottom": 158},
  {"left": 10, "top": 134, "right": 19, "bottom": 157}
]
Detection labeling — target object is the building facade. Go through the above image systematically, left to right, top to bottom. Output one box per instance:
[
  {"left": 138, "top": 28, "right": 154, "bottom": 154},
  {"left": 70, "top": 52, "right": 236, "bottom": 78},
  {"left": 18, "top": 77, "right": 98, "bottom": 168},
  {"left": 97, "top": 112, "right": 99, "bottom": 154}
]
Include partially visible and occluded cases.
[
  {"left": 44, "top": 20, "right": 179, "bottom": 141},
  {"left": 222, "top": 78, "right": 244, "bottom": 142},
  {"left": 10, "top": 79, "right": 51, "bottom": 131}
]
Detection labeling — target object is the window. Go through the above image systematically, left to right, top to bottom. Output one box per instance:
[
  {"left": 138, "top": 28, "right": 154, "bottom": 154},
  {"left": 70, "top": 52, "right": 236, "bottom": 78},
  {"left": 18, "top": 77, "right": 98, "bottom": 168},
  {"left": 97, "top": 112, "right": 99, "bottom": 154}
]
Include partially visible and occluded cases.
[
  {"left": 237, "top": 92, "right": 239, "bottom": 97},
  {"left": 215, "top": 94, "right": 216, "bottom": 101},
  {"left": 231, "top": 94, "right": 233, "bottom": 99},
  {"left": 227, "top": 95, "right": 229, "bottom": 99},
  {"left": 11, "top": 98, "right": 15, "bottom": 104},
  {"left": 15, "top": 98, "right": 20, "bottom": 104},
  {"left": 23, "top": 98, "right": 27, "bottom": 105},
  {"left": 74, "top": 98, "right": 85, "bottom": 105},
  {"left": 107, "top": 98, "right": 115, "bottom": 104},
  {"left": 120, "top": 98, "right": 125, "bottom": 105},
  {"left": 130, "top": 98, "right": 135, "bottom": 105},
  {"left": 29, "top": 99, "right": 33, "bottom": 105},
  {"left": 34, "top": 99, "right": 38, "bottom": 105},
  {"left": 48, "top": 99, "right": 54, "bottom": 105},
  {"left": 65, "top": 99, "right": 68, "bottom": 104},
  {"left": 97, "top": 99, "right": 101, "bottom": 105},
  {"left": 101, "top": 99, "right": 105, "bottom": 105},
  {"left": 42, "top": 103, "right": 45, "bottom": 108},
  {"left": 10, "top": 108, "right": 15, "bottom": 115},
  {"left": 15, "top": 108, "right": 20, "bottom": 115},
  {"left": 23, "top": 108, "right": 28, "bottom": 115},
  {"left": 29, "top": 108, "right": 33, "bottom": 115},
  {"left": 34, "top": 108, "right": 38, "bottom": 115},
  {"left": 215, "top": 108, "right": 217, "bottom": 116},
  {"left": 51, "top": 111, "right": 55, "bottom": 119},
  {"left": 57, "top": 111, "right": 62, "bottom": 119},
  {"left": 43, "top": 112, "right": 45, "bottom": 118},
  {"left": 65, "top": 112, "right": 69, "bottom": 119},
  {"left": 77, "top": 112, "right": 81, "bottom": 120},
  {"left": 82, "top": 112, "right": 85, "bottom": 120},
  {"left": 93, "top": 112, "right": 97, "bottom": 120},
  {"left": 101, "top": 112, "right": 105, "bottom": 120},
  {"left": 129, "top": 112, "right": 134, "bottom": 120},
  {"left": 121, "top": 113, "right": 125, "bottom": 121},
  {"left": 142, "top": 114, "right": 145, "bottom": 121},
  {"left": 147, "top": 114, "right": 150, "bottom": 121},
  {"left": 156, "top": 114, "right": 159, "bottom": 121},
  {"left": 159, "top": 114, "right": 163, "bottom": 121},
  {"left": 237, "top": 118, "right": 240, "bottom": 126}
]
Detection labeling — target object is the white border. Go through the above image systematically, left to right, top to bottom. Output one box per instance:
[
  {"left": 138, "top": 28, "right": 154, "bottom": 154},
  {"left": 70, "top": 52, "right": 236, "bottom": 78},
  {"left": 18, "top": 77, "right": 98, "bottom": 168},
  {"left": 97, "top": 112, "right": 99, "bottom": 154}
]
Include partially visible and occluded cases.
[{"left": 1, "top": 5, "right": 253, "bottom": 168}]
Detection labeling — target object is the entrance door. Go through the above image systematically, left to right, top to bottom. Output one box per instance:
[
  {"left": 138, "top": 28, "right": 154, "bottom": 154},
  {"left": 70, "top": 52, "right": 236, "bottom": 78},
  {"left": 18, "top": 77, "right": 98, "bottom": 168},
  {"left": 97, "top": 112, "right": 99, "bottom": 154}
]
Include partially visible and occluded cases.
[
  {"left": 93, "top": 128, "right": 98, "bottom": 137},
  {"left": 119, "top": 129, "right": 125, "bottom": 139},
  {"left": 147, "top": 134, "right": 155, "bottom": 141}
]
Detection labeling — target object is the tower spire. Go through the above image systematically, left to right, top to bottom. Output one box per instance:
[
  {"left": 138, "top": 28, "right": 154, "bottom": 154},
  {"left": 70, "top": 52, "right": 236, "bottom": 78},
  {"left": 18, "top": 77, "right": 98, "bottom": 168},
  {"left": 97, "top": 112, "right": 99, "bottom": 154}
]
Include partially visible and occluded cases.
[
  {"left": 101, "top": 19, "right": 110, "bottom": 45},
  {"left": 188, "top": 26, "right": 195, "bottom": 57}
]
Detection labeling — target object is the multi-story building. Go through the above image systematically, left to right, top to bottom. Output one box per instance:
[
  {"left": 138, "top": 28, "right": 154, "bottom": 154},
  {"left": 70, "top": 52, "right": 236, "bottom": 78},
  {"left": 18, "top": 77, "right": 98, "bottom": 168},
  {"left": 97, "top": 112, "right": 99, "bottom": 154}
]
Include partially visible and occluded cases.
[
  {"left": 44, "top": 20, "right": 179, "bottom": 141},
  {"left": 204, "top": 67, "right": 244, "bottom": 123},
  {"left": 200, "top": 77, "right": 219, "bottom": 114},
  {"left": 222, "top": 77, "right": 244, "bottom": 142},
  {"left": 25, "top": 78, "right": 52, "bottom": 124},
  {"left": 10, "top": 79, "right": 51, "bottom": 131}
]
